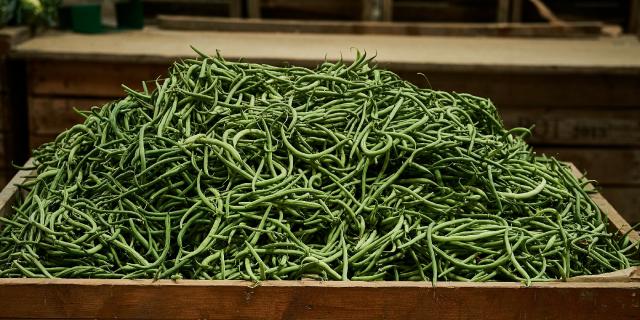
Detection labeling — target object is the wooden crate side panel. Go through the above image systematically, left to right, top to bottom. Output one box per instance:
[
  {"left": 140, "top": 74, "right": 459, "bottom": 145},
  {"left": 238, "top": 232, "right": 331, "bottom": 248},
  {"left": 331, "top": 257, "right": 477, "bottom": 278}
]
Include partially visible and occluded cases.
[
  {"left": 28, "top": 60, "right": 169, "bottom": 98},
  {"left": 500, "top": 108, "right": 640, "bottom": 146},
  {"left": 534, "top": 147, "right": 640, "bottom": 185},
  {"left": 0, "top": 280, "right": 637, "bottom": 319}
]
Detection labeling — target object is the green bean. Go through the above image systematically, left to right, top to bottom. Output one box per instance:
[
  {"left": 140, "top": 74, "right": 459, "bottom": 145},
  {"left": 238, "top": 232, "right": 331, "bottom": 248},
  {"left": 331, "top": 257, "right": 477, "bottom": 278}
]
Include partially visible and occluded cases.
[{"left": 2, "top": 49, "right": 636, "bottom": 283}]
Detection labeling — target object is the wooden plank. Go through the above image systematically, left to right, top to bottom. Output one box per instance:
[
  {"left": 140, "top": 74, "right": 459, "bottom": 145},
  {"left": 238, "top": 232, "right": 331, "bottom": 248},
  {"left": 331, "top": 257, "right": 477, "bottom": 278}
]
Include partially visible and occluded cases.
[
  {"left": 229, "top": 0, "right": 242, "bottom": 17},
  {"left": 248, "top": 0, "right": 261, "bottom": 18},
  {"left": 259, "top": 0, "right": 361, "bottom": 20},
  {"left": 361, "top": 0, "right": 374, "bottom": 20},
  {"left": 382, "top": 0, "right": 393, "bottom": 21},
  {"left": 393, "top": 0, "right": 497, "bottom": 23},
  {"left": 497, "top": 0, "right": 510, "bottom": 22},
  {"left": 511, "top": 0, "right": 523, "bottom": 22},
  {"left": 630, "top": 0, "right": 639, "bottom": 34},
  {"left": 156, "top": 15, "right": 603, "bottom": 38},
  {"left": 0, "top": 26, "right": 30, "bottom": 54},
  {"left": 12, "top": 28, "right": 640, "bottom": 75},
  {"left": 26, "top": 60, "right": 640, "bottom": 110},
  {"left": 27, "top": 60, "right": 168, "bottom": 97},
  {"left": 397, "top": 71, "right": 640, "bottom": 109},
  {"left": 29, "top": 97, "right": 112, "bottom": 136},
  {"left": 500, "top": 108, "right": 640, "bottom": 146},
  {"left": 533, "top": 147, "right": 640, "bottom": 185},
  {"left": 600, "top": 187, "right": 640, "bottom": 226},
  {"left": 0, "top": 278, "right": 637, "bottom": 319}
]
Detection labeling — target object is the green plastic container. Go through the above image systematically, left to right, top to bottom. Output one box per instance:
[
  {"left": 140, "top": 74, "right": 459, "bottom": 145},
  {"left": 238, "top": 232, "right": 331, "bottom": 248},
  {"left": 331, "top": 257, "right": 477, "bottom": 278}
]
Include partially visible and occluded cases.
[
  {"left": 116, "top": 0, "right": 144, "bottom": 29},
  {"left": 70, "top": 4, "right": 102, "bottom": 34},
  {"left": 57, "top": 6, "right": 72, "bottom": 30}
]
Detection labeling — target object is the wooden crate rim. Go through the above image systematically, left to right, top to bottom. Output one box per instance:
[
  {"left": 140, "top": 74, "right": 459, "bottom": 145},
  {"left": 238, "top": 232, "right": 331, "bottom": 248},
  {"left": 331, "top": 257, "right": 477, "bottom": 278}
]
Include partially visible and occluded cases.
[{"left": 0, "top": 276, "right": 638, "bottom": 288}]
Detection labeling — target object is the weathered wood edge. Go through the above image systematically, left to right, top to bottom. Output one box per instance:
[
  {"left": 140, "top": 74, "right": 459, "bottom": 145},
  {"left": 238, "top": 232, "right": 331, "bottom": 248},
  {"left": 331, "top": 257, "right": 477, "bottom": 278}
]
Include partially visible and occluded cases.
[
  {"left": 9, "top": 29, "right": 640, "bottom": 76},
  {"left": 0, "top": 160, "right": 637, "bottom": 284},
  {"left": 0, "top": 277, "right": 637, "bottom": 288}
]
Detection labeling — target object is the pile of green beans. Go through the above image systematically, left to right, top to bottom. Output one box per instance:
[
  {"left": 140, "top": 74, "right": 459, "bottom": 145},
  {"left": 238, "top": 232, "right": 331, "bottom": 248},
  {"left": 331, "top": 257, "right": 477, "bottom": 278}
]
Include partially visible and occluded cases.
[{"left": 0, "top": 49, "right": 637, "bottom": 283}]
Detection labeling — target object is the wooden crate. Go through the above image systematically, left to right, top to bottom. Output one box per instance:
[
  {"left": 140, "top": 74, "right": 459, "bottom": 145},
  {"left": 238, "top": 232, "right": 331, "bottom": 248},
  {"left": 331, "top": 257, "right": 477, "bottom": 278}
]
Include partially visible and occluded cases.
[{"left": 0, "top": 161, "right": 638, "bottom": 319}]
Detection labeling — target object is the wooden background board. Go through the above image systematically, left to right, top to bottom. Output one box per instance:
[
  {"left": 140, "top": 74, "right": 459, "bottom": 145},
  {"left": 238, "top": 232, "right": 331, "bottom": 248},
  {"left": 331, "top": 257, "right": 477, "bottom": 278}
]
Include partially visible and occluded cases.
[
  {"left": 156, "top": 15, "right": 604, "bottom": 38},
  {"left": 25, "top": 60, "right": 640, "bottom": 109},
  {"left": 27, "top": 60, "right": 168, "bottom": 98},
  {"left": 398, "top": 71, "right": 640, "bottom": 109},
  {"left": 29, "top": 97, "right": 112, "bottom": 137},
  {"left": 500, "top": 108, "right": 640, "bottom": 146},
  {"left": 536, "top": 148, "right": 640, "bottom": 185},
  {"left": 0, "top": 279, "right": 637, "bottom": 319}
]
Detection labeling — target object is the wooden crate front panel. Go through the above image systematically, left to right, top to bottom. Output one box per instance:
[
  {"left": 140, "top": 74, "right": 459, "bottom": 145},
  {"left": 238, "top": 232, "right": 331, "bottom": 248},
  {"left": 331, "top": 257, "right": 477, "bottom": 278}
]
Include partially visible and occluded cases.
[{"left": 0, "top": 279, "right": 638, "bottom": 319}]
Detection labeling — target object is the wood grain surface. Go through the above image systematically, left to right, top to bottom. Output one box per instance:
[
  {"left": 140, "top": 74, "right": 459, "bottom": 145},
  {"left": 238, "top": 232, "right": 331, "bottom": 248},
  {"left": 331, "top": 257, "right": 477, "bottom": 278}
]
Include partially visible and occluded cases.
[
  {"left": 11, "top": 27, "right": 640, "bottom": 75},
  {"left": 26, "top": 60, "right": 640, "bottom": 109},
  {"left": 0, "top": 278, "right": 637, "bottom": 319}
]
